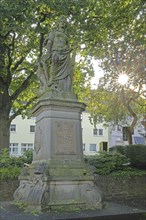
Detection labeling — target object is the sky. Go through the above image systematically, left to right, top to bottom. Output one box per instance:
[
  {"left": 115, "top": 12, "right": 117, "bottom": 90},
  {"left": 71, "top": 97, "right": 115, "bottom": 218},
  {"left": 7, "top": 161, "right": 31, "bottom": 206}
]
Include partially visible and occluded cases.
[{"left": 90, "top": 60, "right": 104, "bottom": 88}]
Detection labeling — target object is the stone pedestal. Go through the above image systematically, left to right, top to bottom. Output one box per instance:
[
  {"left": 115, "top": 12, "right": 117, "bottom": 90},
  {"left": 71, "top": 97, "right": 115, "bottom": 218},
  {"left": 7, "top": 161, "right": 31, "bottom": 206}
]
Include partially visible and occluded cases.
[{"left": 14, "top": 93, "right": 103, "bottom": 212}]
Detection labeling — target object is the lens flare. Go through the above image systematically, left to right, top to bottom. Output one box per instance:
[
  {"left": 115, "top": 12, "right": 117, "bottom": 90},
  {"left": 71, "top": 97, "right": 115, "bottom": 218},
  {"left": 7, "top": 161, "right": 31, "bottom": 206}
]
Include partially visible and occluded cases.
[{"left": 118, "top": 74, "right": 129, "bottom": 85}]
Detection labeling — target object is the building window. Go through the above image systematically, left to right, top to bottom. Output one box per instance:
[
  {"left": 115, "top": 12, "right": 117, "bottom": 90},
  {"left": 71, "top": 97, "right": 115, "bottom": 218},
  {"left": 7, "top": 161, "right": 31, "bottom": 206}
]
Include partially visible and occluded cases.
[
  {"left": 10, "top": 124, "right": 16, "bottom": 132},
  {"left": 30, "top": 125, "right": 35, "bottom": 133},
  {"left": 93, "top": 128, "right": 98, "bottom": 136},
  {"left": 99, "top": 129, "right": 103, "bottom": 136},
  {"left": 134, "top": 136, "right": 145, "bottom": 145},
  {"left": 10, "top": 143, "right": 18, "bottom": 154},
  {"left": 21, "top": 143, "right": 33, "bottom": 154},
  {"left": 21, "top": 143, "right": 27, "bottom": 154},
  {"left": 21, "top": 143, "right": 27, "bottom": 147},
  {"left": 28, "top": 143, "right": 33, "bottom": 147},
  {"left": 83, "top": 143, "right": 85, "bottom": 151},
  {"left": 90, "top": 144, "right": 96, "bottom": 151},
  {"left": 21, "top": 147, "right": 27, "bottom": 154}
]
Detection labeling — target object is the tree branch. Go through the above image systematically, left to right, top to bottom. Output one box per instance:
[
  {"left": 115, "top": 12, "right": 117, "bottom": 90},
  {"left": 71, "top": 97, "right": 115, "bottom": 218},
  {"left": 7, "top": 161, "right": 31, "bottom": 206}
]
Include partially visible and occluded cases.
[
  {"left": 39, "top": 13, "right": 47, "bottom": 23},
  {"left": 0, "top": 30, "right": 14, "bottom": 39},
  {"left": 38, "top": 32, "right": 45, "bottom": 58},
  {"left": 12, "top": 33, "right": 16, "bottom": 51},
  {"left": 6, "top": 46, "right": 12, "bottom": 86},
  {"left": 12, "top": 48, "right": 31, "bottom": 72},
  {"left": 12, "top": 56, "right": 26, "bottom": 72},
  {"left": 10, "top": 71, "right": 34, "bottom": 101},
  {"left": 0, "top": 76, "right": 6, "bottom": 88},
  {"left": 121, "top": 88, "right": 138, "bottom": 132},
  {"left": 9, "top": 96, "right": 37, "bottom": 122},
  {"left": 132, "top": 99, "right": 146, "bottom": 107},
  {"left": 127, "top": 100, "right": 138, "bottom": 133}
]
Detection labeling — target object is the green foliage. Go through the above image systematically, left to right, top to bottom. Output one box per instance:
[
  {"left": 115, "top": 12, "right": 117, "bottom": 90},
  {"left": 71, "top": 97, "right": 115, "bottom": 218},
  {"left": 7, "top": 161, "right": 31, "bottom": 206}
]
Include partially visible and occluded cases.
[
  {"left": 0, "top": 0, "right": 145, "bottom": 150},
  {"left": 0, "top": 0, "right": 145, "bottom": 111},
  {"left": 109, "top": 144, "right": 146, "bottom": 170},
  {"left": 109, "top": 145, "right": 125, "bottom": 155},
  {"left": 125, "top": 145, "right": 146, "bottom": 169},
  {"left": 0, "top": 148, "right": 33, "bottom": 180},
  {"left": 0, "top": 149, "right": 33, "bottom": 168},
  {"left": 0, "top": 149, "right": 23, "bottom": 168},
  {"left": 22, "top": 149, "right": 33, "bottom": 164},
  {"left": 85, "top": 150, "right": 146, "bottom": 177},
  {"left": 85, "top": 151, "right": 129, "bottom": 175},
  {"left": 0, "top": 167, "right": 21, "bottom": 180},
  {"left": 111, "top": 168, "right": 146, "bottom": 178},
  {"left": 13, "top": 201, "right": 27, "bottom": 210}
]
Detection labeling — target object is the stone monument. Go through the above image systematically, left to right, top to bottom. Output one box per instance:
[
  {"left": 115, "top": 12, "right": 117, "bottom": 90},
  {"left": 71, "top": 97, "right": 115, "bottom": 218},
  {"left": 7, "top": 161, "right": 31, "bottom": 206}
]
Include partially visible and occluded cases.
[{"left": 14, "top": 16, "right": 103, "bottom": 212}]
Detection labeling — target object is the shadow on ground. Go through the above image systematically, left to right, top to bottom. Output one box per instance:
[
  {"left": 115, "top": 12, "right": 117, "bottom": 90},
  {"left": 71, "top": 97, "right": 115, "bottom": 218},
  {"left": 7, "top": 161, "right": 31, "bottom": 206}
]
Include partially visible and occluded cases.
[{"left": 0, "top": 201, "right": 146, "bottom": 220}]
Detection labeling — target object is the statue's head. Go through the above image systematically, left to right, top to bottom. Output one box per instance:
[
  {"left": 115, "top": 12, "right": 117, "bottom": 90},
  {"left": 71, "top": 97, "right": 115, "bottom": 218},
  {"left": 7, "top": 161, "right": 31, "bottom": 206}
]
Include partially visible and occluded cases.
[{"left": 58, "top": 16, "right": 67, "bottom": 29}]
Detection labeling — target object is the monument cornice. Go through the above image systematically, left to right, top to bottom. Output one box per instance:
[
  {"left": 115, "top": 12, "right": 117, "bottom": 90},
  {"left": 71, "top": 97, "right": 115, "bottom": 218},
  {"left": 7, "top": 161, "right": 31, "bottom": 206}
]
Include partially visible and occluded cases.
[{"left": 32, "top": 98, "right": 86, "bottom": 116}]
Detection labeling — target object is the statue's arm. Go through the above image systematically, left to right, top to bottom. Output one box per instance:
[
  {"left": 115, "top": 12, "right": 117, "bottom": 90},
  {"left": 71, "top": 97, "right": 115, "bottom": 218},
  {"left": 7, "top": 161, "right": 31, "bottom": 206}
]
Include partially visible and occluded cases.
[{"left": 43, "top": 31, "right": 54, "bottom": 57}]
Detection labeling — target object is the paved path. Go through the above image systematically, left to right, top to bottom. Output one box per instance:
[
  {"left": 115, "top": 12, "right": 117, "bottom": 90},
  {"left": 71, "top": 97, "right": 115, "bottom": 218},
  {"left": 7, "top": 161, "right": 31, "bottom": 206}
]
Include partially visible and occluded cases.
[{"left": 0, "top": 201, "right": 146, "bottom": 220}]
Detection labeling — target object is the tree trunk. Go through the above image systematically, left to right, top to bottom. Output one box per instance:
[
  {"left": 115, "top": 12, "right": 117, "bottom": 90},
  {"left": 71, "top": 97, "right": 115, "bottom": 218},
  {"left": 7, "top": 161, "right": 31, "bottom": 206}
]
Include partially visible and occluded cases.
[
  {"left": 0, "top": 109, "right": 11, "bottom": 153},
  {"left": 128, "top": 127, "right": 133, "bottom": 145}
]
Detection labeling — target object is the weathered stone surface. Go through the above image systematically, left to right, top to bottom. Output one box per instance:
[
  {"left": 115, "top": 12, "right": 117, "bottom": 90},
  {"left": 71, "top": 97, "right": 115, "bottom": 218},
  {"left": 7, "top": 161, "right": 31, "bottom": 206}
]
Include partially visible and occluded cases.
[
  {"left": 12, "top": 15, "right": 102, "bottom": 208},
  {"left": 36, "top": 16, "right": 76, "bottom": 95},
  {"left": 14, "top": 97, "right": 103, "bottom": 212},
  {"left": 32, "top": 98, "right": 85, "bottom": 161},
  {"left": 55, "top": 121, "right": 76, "bottom": 155},
  {"left": 2, "top": 175, "right": 146, "bottom": 204},
  {"left": 95, "top": 175, "right": 146, "bottom": 201},
  {"left": 0, "top": 180, "right": 19, "bottom": 201}
]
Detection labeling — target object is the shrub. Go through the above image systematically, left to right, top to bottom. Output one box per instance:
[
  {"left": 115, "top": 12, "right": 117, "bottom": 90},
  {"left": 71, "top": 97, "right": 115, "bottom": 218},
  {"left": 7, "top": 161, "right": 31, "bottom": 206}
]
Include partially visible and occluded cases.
[
  {"left": 109, "top": 144, "right": 146, "bottom": 170},
  {"left": 109, "top": 145, "right": 125, "bottom": 155},
  {"left": 125, "top": 145, "right": 146, "bottom": 169},
  {"left": 0, "top": 148, "right": 33, "bottom": 180},
  {"left": 0, "top": 149, "right": 33, "bottom": 168},
  {"left": 22, "top": 149, "right": 33, "bottom": 164},
  {"left": 84, "top": 151, "right": 129, "bottom": 175},
  {"left": 0, "top": 167, "right": 21, "bottom": 180},
  {"left": 111, "top": 167, "right": 146, "bottom": 178}
]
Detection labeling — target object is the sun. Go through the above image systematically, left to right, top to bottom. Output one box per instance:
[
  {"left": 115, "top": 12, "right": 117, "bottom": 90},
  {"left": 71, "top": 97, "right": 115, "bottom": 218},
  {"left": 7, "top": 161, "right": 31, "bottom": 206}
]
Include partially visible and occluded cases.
[{"left": 118, "top": 74, "right": 129, "bottom": 85}]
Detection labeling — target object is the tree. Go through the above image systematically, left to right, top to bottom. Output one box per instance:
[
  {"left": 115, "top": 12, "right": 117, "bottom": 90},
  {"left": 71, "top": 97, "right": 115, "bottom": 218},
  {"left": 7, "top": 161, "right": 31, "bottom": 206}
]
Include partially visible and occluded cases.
[
  {"left": 0, "top": 0, "right": 145, "bottom": 151},
  {"left": 0, "top": 0, "right": 93, "bottom": 151},
  {"left": 80, "top": 0, "right": 146, "bottom": 145},
  {"left": 96, "top": 0, "right": 146, "bottom": 144},
  {"left": 0, "top": 1, "right": 38, "bottom": 151},
  {"left": 82, "top": 46, "right": 146, "bottom": 145},
  {"left": 101, "top": 64, "right": 145, "bottom": 144},
  {"left": 83, "top": 86, "right": 145, "bottom": 145}
]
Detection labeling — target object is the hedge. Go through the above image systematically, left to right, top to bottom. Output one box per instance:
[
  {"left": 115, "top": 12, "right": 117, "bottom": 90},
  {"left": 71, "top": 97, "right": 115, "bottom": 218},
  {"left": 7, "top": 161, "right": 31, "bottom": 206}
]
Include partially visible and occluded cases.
[{"left": 109, "top": 144, "right": 146, "bottom": 169}]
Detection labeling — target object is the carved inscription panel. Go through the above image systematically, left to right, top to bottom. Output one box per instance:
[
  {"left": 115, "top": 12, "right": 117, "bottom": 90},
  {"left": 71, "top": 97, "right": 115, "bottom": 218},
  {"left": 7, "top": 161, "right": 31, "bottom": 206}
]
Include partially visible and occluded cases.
[{"left": 55, "top": 121, "right": 76, "bottom": 155}]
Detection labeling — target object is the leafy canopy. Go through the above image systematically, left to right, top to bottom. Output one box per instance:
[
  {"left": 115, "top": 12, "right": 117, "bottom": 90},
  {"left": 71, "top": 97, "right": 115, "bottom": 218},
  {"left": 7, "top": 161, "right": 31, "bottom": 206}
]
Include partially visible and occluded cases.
[{"left": 0, "top": 0, "right": 145, "bottom": 121}]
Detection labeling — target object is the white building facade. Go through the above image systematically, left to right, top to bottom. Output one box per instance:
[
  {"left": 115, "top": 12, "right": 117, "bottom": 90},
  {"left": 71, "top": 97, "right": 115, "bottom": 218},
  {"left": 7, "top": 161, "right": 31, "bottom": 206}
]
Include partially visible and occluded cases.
[
  {"left": 82, "top": 111, "right": 109, "bottom": 155},
  {"left": 9, "top": 112, "right": 109, "bottom": 157},
  {"left": 9, "top": 113, "right": 146, "bottom": 157},
  {"left": 10, "top": 116, "right": 35, "bottom": 157},
  {"left": 109, "top": 118, "right": 146, "bottom": 147}
]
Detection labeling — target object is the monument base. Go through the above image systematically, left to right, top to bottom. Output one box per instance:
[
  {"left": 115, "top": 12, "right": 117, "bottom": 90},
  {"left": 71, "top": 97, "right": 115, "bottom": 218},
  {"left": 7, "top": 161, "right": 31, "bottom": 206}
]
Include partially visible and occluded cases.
[
  {"left": 14, "top": 95, "right": 103, "bottom": 212},
  {"left": 14, "top": 160, "right": 103, "bottom": 212}
]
